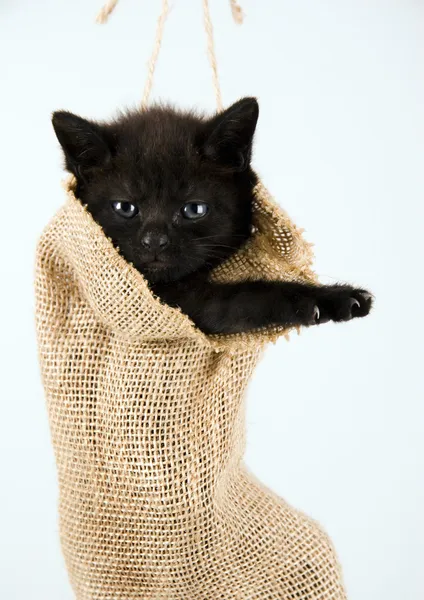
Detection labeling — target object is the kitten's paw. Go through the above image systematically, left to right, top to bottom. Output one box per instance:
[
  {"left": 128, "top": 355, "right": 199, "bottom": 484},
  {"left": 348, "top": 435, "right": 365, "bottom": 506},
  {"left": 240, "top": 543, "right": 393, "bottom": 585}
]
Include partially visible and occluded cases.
[
  {"left": 315, "top": 287, "right": 373, "bottom": 324},
  {"left": 291, "top": 296, "right": 323, "bottom": 326},
  {"left": 312, "top": 304, "right": 330, "bottom": 325}
]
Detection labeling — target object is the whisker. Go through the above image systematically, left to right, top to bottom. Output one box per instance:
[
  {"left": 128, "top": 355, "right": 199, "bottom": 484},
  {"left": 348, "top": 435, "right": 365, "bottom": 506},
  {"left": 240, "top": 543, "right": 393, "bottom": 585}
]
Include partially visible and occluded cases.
[
  {"left": 191, "top": 234, "right": 248, "bottom": 242},
  {"left": 198, "top": 244, "right": 239, "bottom": 250}
]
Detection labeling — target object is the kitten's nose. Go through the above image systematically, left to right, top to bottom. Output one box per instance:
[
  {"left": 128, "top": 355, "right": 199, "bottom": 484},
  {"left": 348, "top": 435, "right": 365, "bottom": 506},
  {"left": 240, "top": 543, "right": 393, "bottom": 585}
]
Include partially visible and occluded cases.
[{"left": 141, "top": 231, "right": 169, "bottom": 253}]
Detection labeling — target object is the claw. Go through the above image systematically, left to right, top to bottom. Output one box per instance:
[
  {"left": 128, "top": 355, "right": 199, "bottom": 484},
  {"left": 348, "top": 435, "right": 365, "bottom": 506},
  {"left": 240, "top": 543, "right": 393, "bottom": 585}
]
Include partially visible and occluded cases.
[
  {"left": 360, "top": 292, "right": 373, "bottom": 302},
  {"left": 348, "top": 298, "right": 361, "bottom": 318},
  {"left": 313, "top": 305, "right": 320, "bottom": 322}
]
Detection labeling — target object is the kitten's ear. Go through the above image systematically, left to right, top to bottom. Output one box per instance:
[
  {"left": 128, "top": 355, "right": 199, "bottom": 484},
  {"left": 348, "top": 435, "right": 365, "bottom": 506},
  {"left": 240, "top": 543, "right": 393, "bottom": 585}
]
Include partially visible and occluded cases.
[
  {"left": 201, "top": 97, "right": 259, "bottom": 171},
  {"left": 52, "top": 111, "right": 112, "bottom": 178}
]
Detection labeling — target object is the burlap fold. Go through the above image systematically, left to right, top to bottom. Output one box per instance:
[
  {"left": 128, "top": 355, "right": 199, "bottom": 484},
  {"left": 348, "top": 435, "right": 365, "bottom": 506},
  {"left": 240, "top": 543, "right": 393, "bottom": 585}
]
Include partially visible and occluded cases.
[{"left": 35, "top": 177, "right": 347, "bottom": 599}]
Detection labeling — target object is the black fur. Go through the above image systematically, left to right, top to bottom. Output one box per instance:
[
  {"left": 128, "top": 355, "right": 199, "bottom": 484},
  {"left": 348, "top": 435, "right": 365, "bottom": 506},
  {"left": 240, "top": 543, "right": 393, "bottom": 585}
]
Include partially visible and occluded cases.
[{"left": 52, "top": 98, "right": 373, "bottom": 334}]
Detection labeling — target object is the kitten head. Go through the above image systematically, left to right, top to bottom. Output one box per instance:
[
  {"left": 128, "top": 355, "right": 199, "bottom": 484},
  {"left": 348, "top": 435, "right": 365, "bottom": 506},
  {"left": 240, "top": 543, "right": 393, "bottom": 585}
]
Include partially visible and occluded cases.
[{"left": 52, "top": 98, "right": 259, "bottom": 283}]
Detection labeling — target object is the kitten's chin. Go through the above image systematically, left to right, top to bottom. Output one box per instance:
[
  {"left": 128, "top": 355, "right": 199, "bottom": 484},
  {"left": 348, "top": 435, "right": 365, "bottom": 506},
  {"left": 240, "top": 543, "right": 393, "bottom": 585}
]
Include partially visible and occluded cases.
[{"left": 138, "top": 262, "right": 194, "bottom": 284}]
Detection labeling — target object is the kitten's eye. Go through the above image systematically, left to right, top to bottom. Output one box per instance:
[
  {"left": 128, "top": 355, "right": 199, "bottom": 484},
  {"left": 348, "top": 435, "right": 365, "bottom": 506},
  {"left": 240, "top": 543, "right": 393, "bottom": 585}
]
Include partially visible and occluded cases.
[
  {"left": 111, "top": 201, "right": 138, "bottom": 219},
  {"left": 182, "top": 202, "right": 209, "bottom": 220}
]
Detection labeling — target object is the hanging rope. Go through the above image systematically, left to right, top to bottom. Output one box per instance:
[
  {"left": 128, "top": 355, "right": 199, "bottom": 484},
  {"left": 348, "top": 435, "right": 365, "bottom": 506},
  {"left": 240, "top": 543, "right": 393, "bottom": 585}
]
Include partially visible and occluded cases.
[
  {"left": 95, "top": 0, "right": 244, "bottom": 110},
  {"left": 95, "top": 0, "right": 119, "bottom": 24},
  {"left": 141, "top": 0, "right": 170, "bottom": 108},
  {"left": 202, "top": 0, "right": 244, "bottom": 109},
  {"left": 203, "top": 0, "right": 222, "bottom": 110},
  {"left": 229, "top": 0, "right": 243, "bottom": 25}
]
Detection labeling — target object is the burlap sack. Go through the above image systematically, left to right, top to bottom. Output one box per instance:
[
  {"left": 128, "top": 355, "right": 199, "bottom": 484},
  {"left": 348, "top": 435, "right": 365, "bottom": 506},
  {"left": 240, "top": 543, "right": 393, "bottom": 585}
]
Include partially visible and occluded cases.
[{"left": 35, "top": 176, "right": 347, "bottom": 599}]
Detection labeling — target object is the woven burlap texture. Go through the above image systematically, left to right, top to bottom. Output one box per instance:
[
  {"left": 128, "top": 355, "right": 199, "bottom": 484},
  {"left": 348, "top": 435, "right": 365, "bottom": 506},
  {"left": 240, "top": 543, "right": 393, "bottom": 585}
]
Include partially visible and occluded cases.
[{"left": 35, "top": 177, "right": 347, "bottom": 599}]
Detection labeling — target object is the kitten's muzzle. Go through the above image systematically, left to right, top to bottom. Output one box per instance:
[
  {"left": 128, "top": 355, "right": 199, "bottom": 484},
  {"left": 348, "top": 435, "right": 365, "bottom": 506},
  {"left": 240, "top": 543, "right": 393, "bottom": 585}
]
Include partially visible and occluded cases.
[{"left": 141, "top": 232, "right": 170, "bottom": 254}]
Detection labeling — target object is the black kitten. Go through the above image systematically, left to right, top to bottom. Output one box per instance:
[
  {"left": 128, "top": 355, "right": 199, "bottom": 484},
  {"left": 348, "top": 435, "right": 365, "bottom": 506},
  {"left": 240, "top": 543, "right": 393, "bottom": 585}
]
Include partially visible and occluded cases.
[{"left": 52, "top": 98, "right": 373, "bottom": 334}]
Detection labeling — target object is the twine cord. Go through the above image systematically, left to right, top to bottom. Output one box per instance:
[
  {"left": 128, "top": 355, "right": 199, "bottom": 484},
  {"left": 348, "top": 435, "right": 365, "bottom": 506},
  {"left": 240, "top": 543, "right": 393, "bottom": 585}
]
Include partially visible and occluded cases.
[
  {"left": 95, "top": 0, "right": 244, "bottom": 110},
  {"left": 95, "top": 0, "right": 119, "bottom": 24},
  {"left": 141, "top": 0, "right": 170, "bottom": 109},
  {"left": 202, "top": 0, "right": 222, "bottom": 110},
  {"left": 230, "top": 0, "right": 243, "bottom": 25}
]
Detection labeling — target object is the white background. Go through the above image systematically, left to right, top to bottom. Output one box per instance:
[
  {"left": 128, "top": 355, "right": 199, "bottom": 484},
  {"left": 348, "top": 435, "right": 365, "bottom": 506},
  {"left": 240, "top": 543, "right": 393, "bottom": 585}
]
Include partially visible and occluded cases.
[{"left": 1, "top": 1, "right": 423, "bottom": 598}]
